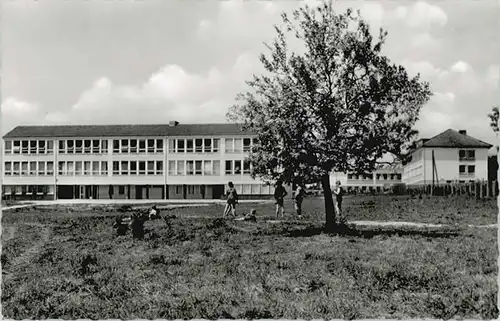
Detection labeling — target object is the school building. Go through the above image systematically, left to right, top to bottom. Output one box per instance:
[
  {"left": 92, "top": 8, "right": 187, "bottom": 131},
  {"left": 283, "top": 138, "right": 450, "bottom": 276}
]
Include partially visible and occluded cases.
[
  {"left": 1, "top": 122, "right": 282, "bottom": 200},
  {"left": 2, "top": 123, "right": 494, "bottom": 200},
  {"left": 329, "top": 165, "right": 404, "bottom": 193}
]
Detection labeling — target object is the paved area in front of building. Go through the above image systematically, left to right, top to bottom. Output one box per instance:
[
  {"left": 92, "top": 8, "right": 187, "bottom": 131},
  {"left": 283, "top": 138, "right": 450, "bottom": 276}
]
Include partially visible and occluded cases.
[{"left": 2, "top": 198, "right": 273, "bottom": 210}]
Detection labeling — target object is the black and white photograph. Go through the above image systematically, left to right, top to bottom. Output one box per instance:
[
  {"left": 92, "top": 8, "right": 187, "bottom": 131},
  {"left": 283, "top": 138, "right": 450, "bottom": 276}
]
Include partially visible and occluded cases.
[{"left": 1, "top": 0, "right": 499, "bottom": 319}]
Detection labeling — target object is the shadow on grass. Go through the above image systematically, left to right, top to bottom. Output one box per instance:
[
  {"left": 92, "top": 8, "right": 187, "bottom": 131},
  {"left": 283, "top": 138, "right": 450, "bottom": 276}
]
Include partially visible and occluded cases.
[{"left": 281, "top": 223, "right": 462, "bottom": 239}]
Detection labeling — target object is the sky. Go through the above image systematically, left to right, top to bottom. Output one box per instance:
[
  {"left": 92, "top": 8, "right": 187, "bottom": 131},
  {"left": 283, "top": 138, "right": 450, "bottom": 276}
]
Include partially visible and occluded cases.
[{"left": 1, "top": 0, "right": 499, "bottom": 152}]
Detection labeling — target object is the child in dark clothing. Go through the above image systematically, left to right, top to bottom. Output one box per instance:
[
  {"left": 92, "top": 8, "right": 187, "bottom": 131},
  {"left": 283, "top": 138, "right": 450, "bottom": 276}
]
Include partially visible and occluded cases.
[
  {"left": 274, "top": 180, "right": 288, "bottom": 218},
  {"left": 333, "top": 180, "right": 345, "bottom": 223},
  {"left": 294, "top": 184, "right": 306, "bottom": 219},
  {"left": 112, "top": 214, "right": 131, "bottom": 236}
]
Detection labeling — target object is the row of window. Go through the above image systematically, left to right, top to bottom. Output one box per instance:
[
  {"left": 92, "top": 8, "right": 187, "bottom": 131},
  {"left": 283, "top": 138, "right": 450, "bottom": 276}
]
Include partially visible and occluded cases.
[
  {"left": 4, "top": 137, "right": 259, "bottom": 156},
  {"left": 169, "top": 138, "right": 256, "bottom": 153},
  {"left": 169, "top": 138, "right": 220, "bottom": 153},
  {"left": 224, "top": 138, "right": 255, "bottom": 153},
  {"left": 58, "top": 139, "right": 109, "bottom": 154},
  {"left": 112, "top": 139, "right": 163, "bottom": 154},
  {"left": 4, "top": 140, "right": 55, "bottom": 155},
  {"left": 4, "top": 140, "right": 111, "bottom": 155},
  {"left": 459, "top": 150, "right": 475, "bottom": 160},
  {"left": 5, "top": 158, "right": 256, "bottom": 177},
  {"left": 4, "top": 159, "right": 254, "bottom": 177},
  {"left": 167, "top": 159, "right": 252, "bottom": 176},
  {"left": 225, "top": 159, "right": 251, "bottom": 175},
  {"left": 168, "top": 160, "right": 221, "bottom": 176},
  {"left": 3, "top": 161, "right": 112, "bottom": 176},
  {"left": 4, "top": 161, "right": 55, "bottom": 176},
  {"left": 58, "top": 161, "right": 109, "bottom": 176},
  {"left": 111, "top": 161, "right": 164, "bottom": 175},
  {"left": 459, "top": 165, "right": 475, "bottom": 175},
  {"left": 347, "top": 173, "right": 402, "bottom": 180},
  {"left": 1, "top": 184, "right": 276, "bottom": 196},
  {"left": 171, "top": 184, "right": 276, "bottom": 195},
  {"left": 231, "top": 184, "right": 275, "bottom": 195},
  {"left": 3, "top": 185, "right": 55, "bottom": 195}
]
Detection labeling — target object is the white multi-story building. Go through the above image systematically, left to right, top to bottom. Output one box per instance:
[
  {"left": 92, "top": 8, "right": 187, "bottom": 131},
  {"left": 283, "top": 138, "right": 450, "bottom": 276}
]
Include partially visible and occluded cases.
[
  {"left": 1, "top": 122, "right": 282, "bottom": 200},
  {"left": 2, "top": 123, "right": 493, "bottom": 200},
  {"left": 402, "top": 129, "right": 492, "bottom": 185},
  {"left": 330, "top": 166, "right": 403, "bottom": 193}
]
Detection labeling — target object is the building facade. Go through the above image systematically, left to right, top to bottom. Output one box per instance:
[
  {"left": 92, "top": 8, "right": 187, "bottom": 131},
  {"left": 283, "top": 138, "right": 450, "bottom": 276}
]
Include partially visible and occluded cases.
[
  {"left": 1, "top": 123, "right": 284, "bottom": 200},
  {"left": 2, "top": 124, "right": 493, "bottom": 200},
  {"left": 402, "top": 129, "right": 492, "bottom": 185},
  {"left": 330, "top": 166, "right": 403, "bottom": 193}
]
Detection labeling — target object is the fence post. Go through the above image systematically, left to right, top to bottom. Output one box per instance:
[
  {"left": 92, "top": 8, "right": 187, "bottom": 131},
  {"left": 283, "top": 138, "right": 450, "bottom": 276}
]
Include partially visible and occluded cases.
[{"left": 480, "top": 181, "right": 484, "bottom": 199}]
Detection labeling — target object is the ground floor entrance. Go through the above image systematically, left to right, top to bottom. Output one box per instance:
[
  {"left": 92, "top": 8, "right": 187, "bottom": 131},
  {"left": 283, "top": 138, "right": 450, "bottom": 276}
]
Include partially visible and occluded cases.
[{"left": 2, "top": 183, "right": 279, "bottom": 200}]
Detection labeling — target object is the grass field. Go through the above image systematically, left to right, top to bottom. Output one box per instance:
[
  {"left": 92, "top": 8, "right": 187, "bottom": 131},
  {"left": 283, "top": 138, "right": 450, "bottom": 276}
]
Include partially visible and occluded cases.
[{"left": 1, "top": 195, "right": 498, "bottom": 319}]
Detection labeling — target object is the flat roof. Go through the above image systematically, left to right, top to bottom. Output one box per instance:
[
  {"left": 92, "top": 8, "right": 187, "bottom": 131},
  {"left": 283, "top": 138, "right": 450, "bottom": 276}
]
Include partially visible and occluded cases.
[{"left": 3, "top": 123, "right": 255, "bottom": 139}]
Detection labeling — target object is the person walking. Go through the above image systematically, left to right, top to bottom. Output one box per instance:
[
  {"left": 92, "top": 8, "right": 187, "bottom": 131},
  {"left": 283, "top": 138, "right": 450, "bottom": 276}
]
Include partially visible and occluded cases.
[{"left": 223, "top": 181, "right": 238, "bottom": 218}]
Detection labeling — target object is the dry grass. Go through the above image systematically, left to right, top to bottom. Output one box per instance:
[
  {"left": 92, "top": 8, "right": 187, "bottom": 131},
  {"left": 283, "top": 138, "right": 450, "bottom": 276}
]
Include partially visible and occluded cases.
[{"left": 1, "top": 196, "right": 498, "bottom": 319}]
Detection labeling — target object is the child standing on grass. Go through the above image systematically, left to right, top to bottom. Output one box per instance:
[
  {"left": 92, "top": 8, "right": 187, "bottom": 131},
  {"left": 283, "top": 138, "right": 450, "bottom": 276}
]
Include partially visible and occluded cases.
[
  {"left": 274, "top": 180, "right": 288, "bottom": 218},
  {"left": 333, "top": 180, "right": 345, "bottom": 223},
  {"left": 223, "top": 181, "right": 238, "bottom": 218},
  {"left": 294, "top": 183, "right": 306, "bottom": 219}
]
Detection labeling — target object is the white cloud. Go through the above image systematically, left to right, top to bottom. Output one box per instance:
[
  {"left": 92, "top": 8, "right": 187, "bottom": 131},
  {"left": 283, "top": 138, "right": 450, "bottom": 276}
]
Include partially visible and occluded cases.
[
  {"left": 393, "top": 1, "right": 447, "bottom": 28},
  {"left": 358, "top": 2, "right": 385, "bottom": 25},
  {"left": 410, "top": 33, "right": 440, "bottom": 49},
  {"left": 1, "top": 52, "right": 263, "bottom": 131},
  {"left": 400, "top": 59, "right": 448, "bottom": 81},
  {"left": 451, "top": 61, "right": 473, "bottom": 73},
  {"left": 486, "top": 65, "right": 499, "bottom": 89},
  {"left": 416, "top": 91, "right": 455, "bottom": 137},
  {"left": 433, "top": 92, "right": 455, "bottom": 104},
  {"left": 1, "top": 97, "right": 39, "bottom": 117},
  {"left": 1, "top": 97, "right": 51, "bottom": 133}
]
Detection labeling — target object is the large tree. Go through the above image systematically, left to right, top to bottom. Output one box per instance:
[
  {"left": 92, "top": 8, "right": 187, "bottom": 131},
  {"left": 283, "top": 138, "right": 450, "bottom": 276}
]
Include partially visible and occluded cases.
[{"left": 228, "top": 1, "right": 432, "bottom": 230}]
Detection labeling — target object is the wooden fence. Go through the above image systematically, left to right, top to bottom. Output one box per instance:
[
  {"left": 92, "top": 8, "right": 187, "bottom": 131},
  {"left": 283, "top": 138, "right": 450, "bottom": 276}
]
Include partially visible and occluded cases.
[
  {"left": 342, "top": 180, "right": 499, "bottom": 199},
  {"left": 405, "top": 180, "right": 499, "bottom": 199}
]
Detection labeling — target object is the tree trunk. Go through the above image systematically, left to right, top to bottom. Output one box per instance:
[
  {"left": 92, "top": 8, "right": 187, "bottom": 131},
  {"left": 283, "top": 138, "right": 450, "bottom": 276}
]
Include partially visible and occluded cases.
[{"left": 321, "top": 174, "right": 336, "bottom": 231}]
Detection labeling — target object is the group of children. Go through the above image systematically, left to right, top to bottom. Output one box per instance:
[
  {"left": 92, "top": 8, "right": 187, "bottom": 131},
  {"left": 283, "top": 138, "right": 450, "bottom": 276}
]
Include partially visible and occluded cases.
[
  {"left": 115, "top": 179, "right": 345, "bottom": 237},
  {"left": 222, "top": 179, "right": 345, "bottom": 222},
  {"left": 113, "top": 204, "right": 162, "bottom": 238}
]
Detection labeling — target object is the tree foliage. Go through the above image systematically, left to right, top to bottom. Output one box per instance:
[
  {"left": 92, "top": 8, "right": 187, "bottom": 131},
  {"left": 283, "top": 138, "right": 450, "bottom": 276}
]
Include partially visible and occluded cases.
[
  {"left": 227, "top": 1, "right": 432, "bottom": 228},
  {"left": 488, "top": 105, "right": 499, "bottom": 153},
  {"left": 488, "top": 106, "right": 499, "bottom": 133}
]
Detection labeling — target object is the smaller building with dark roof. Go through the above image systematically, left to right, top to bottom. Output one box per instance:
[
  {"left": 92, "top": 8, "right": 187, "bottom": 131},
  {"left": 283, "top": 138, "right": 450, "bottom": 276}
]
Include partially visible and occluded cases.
[{"left": 403, "top": 129, "right": 493, "bottom": 185}]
